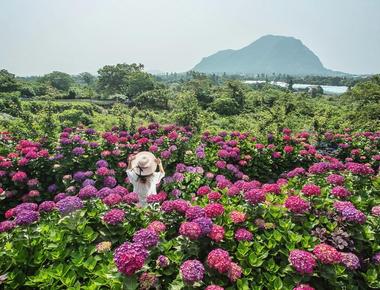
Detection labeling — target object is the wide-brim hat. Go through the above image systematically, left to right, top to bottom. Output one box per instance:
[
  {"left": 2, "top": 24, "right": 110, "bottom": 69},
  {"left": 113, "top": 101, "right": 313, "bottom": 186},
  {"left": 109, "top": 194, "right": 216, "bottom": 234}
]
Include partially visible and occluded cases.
[{"left": 131, "top": 151, "right": 157, "bottom": 177}]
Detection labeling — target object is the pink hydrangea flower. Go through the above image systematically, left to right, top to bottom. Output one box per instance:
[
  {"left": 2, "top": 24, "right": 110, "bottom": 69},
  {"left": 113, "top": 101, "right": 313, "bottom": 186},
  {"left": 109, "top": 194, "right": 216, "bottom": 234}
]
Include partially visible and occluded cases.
[
  {"left": 285, "top": 196, "right": 310, "bottom": 214},
  {"left": 208, "top": 224, "right": 225, "bottom": 242},
  {"left": 313, "top": 243, "right": 342, "bottom": 264},
  {"left": 207, "top": 248, "right": 232, "bottom": 273},
  {"left": 289, "top": 249, "right": 316, "bottom": 274}
]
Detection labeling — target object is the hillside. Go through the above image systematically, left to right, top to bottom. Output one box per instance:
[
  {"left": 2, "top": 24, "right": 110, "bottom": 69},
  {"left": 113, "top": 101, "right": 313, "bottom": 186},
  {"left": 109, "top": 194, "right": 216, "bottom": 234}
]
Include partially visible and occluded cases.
[{"left": 193, "top": 35, "right": 344, "bottom": 76}]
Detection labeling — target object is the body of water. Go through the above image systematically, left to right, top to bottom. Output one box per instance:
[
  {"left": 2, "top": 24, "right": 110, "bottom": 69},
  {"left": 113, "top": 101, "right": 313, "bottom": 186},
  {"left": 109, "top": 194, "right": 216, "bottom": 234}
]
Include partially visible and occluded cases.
[{"left": 244, "top": 80, "right": 348, "bottom": 95}]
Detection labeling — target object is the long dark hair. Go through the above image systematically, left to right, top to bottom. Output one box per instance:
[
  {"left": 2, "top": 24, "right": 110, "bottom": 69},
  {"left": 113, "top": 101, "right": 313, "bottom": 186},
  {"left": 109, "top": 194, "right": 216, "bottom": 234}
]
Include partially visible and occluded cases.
[{"left": 138, "top": 174, "right": 152, "bottom": 184}]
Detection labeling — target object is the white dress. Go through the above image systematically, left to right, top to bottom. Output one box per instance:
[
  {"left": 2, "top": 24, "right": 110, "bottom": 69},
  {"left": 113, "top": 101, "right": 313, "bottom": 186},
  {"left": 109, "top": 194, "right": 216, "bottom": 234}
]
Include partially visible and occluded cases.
[{"left": 126, "top": 170, "right": 165, "bottom": 205}]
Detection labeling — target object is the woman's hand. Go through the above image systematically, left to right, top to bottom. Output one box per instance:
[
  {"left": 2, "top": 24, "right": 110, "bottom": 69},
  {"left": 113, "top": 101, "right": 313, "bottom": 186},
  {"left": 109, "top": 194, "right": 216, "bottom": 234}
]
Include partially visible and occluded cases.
[
  {"left": 128, "top": 154, "right": 136, "bottom": 162},
  {"left": 155, "top": 158, "right": 161, "bottom": 165}
]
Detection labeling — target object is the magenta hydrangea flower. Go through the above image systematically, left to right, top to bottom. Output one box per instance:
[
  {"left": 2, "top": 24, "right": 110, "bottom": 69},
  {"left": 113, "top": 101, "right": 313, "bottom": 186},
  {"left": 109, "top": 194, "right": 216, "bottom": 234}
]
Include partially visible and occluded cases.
[
  {"left": 345, "top": 162, "right": 374, "bottom": 175},
  {"left": 287, "top": 167, "right": 306, "bottom": 178},
  {"left": 12, "top": 171, "right": 28, "bottom": 183},
  {"left": 326, "top": 174, "right": 345, "bottom": 185},
  {"left": 262, "top": 183, "right": 281, "bottom": 195},
  {"left": 301, "top": 184, "right": 321, "bottom": 196},
  {"left": 78, "top": 185, "right": 98, "bottom": 199},
  {"left": 197, "top": 185, "right": 211, "bottom": 196},
  {"left": 227, "top": 186, "right": 240, "bottom": 197},
  {"left": 331, "top": 186, "right": 351, "bottom": 198},
  {"left": 244, "top": 189, "right": 266, "bottom": 205},
  {"left": 208, "top": 191, "right": 221, "bottom": 200},
  {"left": 54, "top": 192, "right": 68, "bottom": 202},
  {"left": 123, "top": 192, "right": 139, "bottom": 204},
  {"left": 103, "top": 193, "right": 122, "bottom": 206},
  {"left": 285, "top": 196, "right": 310, "bottom": 214},
  {"left": 38, "top": 201, "right": 56, "bottom": 213},
  {"left": 205, "top": 203, "right": 225, "bottom": 218},
  {"left": 371, "top": 205, "right": 380, "bottom": 217},
  {"left": 185, "top": 206, "right": 206, "bottom": 221},
  {"left": 103, "top": 209, "right": 125, "bottom": 225},
  {"left": 15, "top": 210, "right": 40, "bottom": 225},
  {"left": 229, "top": 211, "right": 247, "bottom": 224},
  {"left": 0, "top": 220, "right": 15, "bottom": 233},
  {"left": 147, "top": 221, "right": 166, "bottom": 234},
  {"left": 179, "top": 222, "right": 202, "bottom": 240},
  {"left": 208, "top": 224, "right": 225, "bottom": 242},
  {"left": 235, "top": 228, "right": 253, "bottom": 241},
  {"left": 132, "top": 229, "right": 159, "bottom": 249},
  {"left": 113, "top": 242, "right": 148, "bottom": 276},
  {"left": 313, "top": 244, "right": 342, "bottom": 264},
  {"left": 207, "top": 248, "right": 232, "bottom": 273},
  {"left": 289, "top": 249, "right": 316, "bottom": 274},
  {"left": 341, "top": 252, "right": 360, "bottom": 270},
  {"left": 372, "top": 252, "right": 380, "bottom": 265},
  {"left": 156, "top": 255, "right": 170, "bottom": 268},
  {"left": 180, "top": 260, "right": 205, "bottom": 284},
  {"left": 227, "top": 262, "right": 242, "bottom": 282},
  {"left": 139, "top": 272, "right": 157, "bottom": 290},
  {"left": 293, "top": 284, "right": 315, "bottom": 290},
  {"left": 205, "top": 286, "right": 224, "bottom": 290}
]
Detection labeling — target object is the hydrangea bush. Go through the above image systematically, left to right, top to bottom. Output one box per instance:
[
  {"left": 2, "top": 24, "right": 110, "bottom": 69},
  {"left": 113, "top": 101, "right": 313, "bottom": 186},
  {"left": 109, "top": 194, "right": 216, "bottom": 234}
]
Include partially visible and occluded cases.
[{"left": 0, "top": 125, "right": 379, "bottom": 289}]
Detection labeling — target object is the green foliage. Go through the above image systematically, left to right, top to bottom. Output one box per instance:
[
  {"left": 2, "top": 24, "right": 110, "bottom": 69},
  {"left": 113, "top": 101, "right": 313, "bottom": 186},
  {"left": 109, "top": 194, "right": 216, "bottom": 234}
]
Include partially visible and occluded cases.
[
  {"left": 97, "top": 63, "right": 155, "bottom": 102},
  {"left": 0, "top": 70, "right": 20, "bottom": 93},
  {"left": 39, "top": 71, "right": 75, "bottom": 92},
  {"left": 134, "top": 89, "right": 171, "bottom": 110},
  {"left": 172, "top": 92, "right": 202, "bottom": 129},
  {"left": 211, "top": 97, "right": 240, "bottom": 115}
]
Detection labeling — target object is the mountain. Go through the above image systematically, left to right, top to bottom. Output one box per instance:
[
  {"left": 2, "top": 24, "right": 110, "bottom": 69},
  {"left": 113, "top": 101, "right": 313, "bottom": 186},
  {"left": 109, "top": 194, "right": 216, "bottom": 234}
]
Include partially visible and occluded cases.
[{"left": 193, "top": 35, "right": 344, "bottom": 76}]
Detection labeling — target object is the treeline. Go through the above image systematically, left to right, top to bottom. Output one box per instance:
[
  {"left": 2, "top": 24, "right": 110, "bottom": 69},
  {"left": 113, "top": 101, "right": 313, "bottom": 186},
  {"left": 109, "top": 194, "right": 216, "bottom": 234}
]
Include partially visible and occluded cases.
[{"left": 0, "top": 65, "right": 379, "bottom": 142}]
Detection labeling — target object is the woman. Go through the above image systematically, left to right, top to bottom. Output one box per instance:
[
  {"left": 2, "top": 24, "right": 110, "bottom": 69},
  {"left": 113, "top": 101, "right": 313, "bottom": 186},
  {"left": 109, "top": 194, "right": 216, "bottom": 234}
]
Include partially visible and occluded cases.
[{"left": 126, "top": 151, "right": 165, "bottom": 206}]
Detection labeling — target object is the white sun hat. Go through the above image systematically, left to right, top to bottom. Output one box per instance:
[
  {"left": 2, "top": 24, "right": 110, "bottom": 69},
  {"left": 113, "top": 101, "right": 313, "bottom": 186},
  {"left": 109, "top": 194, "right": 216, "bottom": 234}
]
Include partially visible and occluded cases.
[{"left": 131, "top": 151, "right": 157, "bottom": 176}]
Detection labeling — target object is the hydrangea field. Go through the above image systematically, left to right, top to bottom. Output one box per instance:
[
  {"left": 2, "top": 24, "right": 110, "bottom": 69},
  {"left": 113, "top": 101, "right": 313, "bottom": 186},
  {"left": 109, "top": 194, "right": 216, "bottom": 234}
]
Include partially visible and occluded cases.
[{"left": 0, "top": 124, "right": 379, "bottom": 289}]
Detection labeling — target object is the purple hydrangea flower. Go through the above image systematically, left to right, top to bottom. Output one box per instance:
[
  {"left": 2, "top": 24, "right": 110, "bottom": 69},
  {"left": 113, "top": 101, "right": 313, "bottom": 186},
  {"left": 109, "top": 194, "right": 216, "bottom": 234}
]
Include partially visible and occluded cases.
[
  {"left": 72, "top": 147, "right": 85, "bottom": 155},
  {"left": 96, "top": 159, "right": 109, "bottom": 168},
  {"left": 103, "top": 176, "right": 117, "bottom": 188},
  {"left": 78, "top": 185, "right": 98, "bottom": 199},
  {"left": 56, "top": 196, "right": 84, "bottom": 215},
  {"left": 38, "top": 201, "right": 56, "bottom": 213},
  {"left": 103, "top": 209, "right": 125, "bottom": 225},
  {"left": 15, "top": 210, "right": 40, "bottom": 225},
  {"left": 193, "top": 217, "right": 213, "bottom": 235},
  {"left": 0, "top": 220, "right": 16, "bottom": 233},
  {"left": 132, "top": 229, "right": 159, "bottom": 249},
  {"left": 114, "top": 242, "right": 148, "bottom": 276},
  {"left": 341, "top": 252, "right": 360, "bottom": 270},
  {"left": 157, "top": 255, "right": 170, "bottom": 268},
  {"left": 180, "top": 260, "right": 205, "bottom": 284}
]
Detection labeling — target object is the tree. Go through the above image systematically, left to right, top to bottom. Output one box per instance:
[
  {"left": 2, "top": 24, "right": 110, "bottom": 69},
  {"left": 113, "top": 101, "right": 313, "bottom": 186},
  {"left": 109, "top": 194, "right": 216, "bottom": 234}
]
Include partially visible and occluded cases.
[
  {"left": 97, "top": 63, "right": 155, "bottom": 103},
  {"left": 0, "top": 70, "right": 20, "bottom": 93},
  {"left": 40, "top": 71, "right": 74, "bottom": 91},
  {"left": 78, "top": 72, "right": 96, "bottom": 87},
  {"left": 184, "top": 76, "right": 214, "bottom": 108},
  {"left": 225, "top": 80, "right": 245, "bottom": 107},
  {"left": 134, "top": 89, "right": 170, "bottom": 110},
  {"left": 173, "top": 92, "right": 201, "bottom": 130},
  {"left": 211, "top": 97, "right": 239, "bottom": 115}
]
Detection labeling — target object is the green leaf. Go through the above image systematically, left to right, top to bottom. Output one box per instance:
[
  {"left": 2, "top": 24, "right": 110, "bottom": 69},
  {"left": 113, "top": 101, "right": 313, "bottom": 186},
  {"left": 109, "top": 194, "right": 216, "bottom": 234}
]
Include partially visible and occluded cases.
[
  {"left": 123, "top": 275, "right": 138, "bottom": 290},
  {"left": 272, "top": 277, "right": 283, "bottom": 290}
]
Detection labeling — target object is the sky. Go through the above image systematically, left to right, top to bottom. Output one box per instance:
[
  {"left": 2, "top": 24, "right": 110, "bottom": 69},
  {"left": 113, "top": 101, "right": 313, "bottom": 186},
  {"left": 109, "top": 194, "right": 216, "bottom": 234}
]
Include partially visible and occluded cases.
[{"left": 0, "top": 0, "right": 379, "bottom": 76}]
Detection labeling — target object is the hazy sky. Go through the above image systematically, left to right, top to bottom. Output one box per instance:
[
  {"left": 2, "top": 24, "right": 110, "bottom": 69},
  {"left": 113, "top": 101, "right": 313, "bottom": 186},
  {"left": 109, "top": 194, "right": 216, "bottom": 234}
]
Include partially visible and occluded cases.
[{"left": 1, "top": 0, "right": 379, "bottom": 76}]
